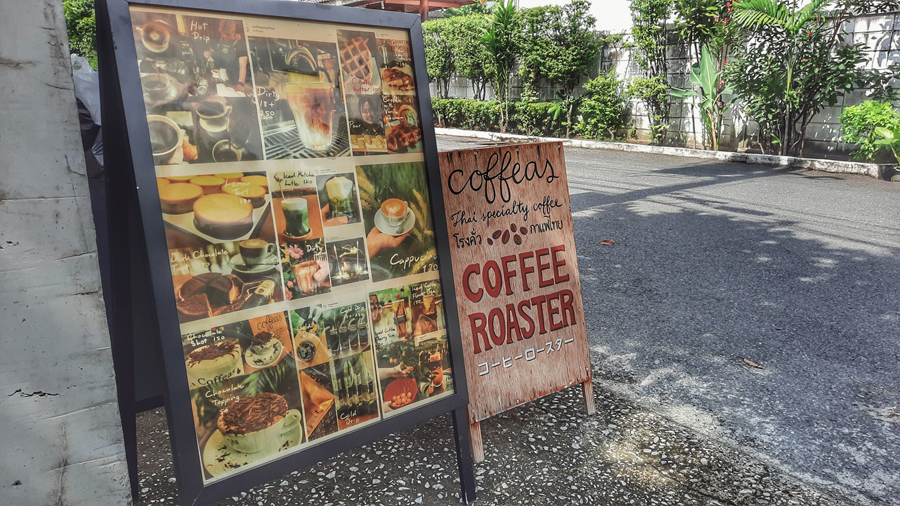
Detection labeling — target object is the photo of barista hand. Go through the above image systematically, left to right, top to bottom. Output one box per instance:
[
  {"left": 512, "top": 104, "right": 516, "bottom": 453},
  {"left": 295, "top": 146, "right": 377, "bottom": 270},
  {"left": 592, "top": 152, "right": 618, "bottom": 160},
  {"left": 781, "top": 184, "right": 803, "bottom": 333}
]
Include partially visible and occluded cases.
[
  {"left": 130, "top": 11, "right": 264, "bottom": 165},
  {"left": 356, "top": 162, "right": 437, "bottom": 282}
]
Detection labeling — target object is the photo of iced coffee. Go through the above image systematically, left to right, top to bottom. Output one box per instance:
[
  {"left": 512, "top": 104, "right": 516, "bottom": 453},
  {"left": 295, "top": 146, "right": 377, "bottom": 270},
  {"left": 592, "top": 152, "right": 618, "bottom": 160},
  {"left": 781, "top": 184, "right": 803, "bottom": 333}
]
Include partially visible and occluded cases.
[{"left": 284, "top": 81, "right": 336, "bottom": 152}]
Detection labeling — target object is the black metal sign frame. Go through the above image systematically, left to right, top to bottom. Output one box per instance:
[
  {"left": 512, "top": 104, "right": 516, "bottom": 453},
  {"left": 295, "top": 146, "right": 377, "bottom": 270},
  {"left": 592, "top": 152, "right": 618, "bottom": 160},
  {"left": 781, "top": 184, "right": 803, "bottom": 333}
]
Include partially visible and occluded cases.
[{"left": 95, "top": 0, "right": 476, "bottom": 504}]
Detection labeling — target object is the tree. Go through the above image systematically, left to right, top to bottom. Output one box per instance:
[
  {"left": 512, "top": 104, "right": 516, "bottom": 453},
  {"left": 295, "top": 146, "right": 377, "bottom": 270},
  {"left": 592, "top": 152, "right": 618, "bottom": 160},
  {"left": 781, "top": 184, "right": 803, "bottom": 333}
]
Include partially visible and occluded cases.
[
  {"left": 64, "top": 0, "right": 97, "bottom": 68},
  {"left": 481, "top": 0, "right": 520, "bottom": 133},
  {"left": 518, "top": 0, "right": 603, "bottom": 137},
  {"left": 629, "top": 0, "right": 673, "bottom": 144},
  {"left": 725, "top": 0, "right": 891, "bottom": 156},
  {"left": 729, "top": 0, "right": 830, "bottom": 155},
  {"left": 445, "top": 1, "right": 492, "bottom": 17},
  {"left": 446, "top": 15, "right": 492, "bottom": 100},
  {"left": 422, "top": 19, "right": 455, "bottom": 98}
]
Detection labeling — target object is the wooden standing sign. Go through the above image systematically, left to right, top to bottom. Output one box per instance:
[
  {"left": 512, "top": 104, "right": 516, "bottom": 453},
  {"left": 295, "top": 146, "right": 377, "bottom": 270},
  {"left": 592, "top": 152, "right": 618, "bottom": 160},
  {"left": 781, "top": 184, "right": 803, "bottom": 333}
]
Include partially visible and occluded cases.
[{"left": 438, "top": 142, "right": 595, "bottom": 461}]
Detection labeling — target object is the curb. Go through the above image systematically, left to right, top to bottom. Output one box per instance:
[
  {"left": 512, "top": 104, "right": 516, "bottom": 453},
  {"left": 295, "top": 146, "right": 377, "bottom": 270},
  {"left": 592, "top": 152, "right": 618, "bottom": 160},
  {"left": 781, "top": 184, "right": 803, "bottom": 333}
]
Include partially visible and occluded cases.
[{"left": 435, "top": 127, "right": 892, "bottom": 180}]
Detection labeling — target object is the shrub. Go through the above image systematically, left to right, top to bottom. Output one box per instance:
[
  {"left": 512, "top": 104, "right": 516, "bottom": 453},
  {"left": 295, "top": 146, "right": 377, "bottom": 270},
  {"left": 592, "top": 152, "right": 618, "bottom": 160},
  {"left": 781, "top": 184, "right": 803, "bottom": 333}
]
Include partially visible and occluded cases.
[
  {"left": 575, "top": 71, "right": 631, "bottom": 141},
  {"left": 628, "top": 76, "right": 669, "bottom": 144},
  {"left": 431, "top": 98, "right": 567, "bottom": 138},
  {"left": 839, "top": 100, "right": 900, "bottom": 163}
]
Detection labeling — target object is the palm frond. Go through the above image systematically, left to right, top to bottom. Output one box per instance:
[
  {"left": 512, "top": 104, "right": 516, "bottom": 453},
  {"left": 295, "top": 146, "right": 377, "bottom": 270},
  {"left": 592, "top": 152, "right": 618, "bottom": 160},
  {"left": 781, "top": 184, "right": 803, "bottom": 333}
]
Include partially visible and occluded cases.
[
  {"left": 731, "top": 0, "right": 789, "bottom": 30},
  {"left": 787, "top": 0, "right": 831, "bottom": 35}
]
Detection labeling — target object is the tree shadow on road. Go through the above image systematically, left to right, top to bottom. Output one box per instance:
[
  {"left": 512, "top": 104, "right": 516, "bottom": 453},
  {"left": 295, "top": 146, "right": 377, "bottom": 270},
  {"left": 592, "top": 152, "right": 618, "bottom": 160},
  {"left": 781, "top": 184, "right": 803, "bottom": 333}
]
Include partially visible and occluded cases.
[{"left": 567, "top": 162, "right": 900, "bottom": 505}]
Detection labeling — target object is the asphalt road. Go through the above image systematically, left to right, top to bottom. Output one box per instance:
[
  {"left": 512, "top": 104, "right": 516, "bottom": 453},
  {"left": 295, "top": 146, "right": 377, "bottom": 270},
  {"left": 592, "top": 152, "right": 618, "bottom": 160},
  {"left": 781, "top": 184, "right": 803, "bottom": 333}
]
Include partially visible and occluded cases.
[{"left": 438, "top": 135, "right": 900, "bottom": 505}]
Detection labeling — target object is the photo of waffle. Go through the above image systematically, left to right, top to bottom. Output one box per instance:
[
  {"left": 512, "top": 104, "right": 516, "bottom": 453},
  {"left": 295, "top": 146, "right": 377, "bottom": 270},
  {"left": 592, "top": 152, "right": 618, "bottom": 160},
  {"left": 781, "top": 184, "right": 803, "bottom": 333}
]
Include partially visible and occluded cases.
[
  {"left": 130, "top": 10, "right": 264, "bottom": 164},
  {"left": 337, "top": 31, "right": 381, "bottom": 94},
  {"left": 247, "top": 36, "right": 349, "bottom": 159},
  {"left": 340, "top": 36, "right": 373, "bottom": 83},
  {"left": 380, "top": 66, "right": 415, "bottom": 93},
  {"left": 382, "top": 97, "right": 422, "bottom": 154}
]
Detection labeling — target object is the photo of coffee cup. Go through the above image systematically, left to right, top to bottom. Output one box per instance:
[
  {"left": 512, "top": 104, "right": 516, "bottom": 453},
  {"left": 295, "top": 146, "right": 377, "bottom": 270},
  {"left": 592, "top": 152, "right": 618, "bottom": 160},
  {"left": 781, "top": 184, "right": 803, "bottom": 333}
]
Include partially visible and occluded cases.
[
  {"left": 140, "top": 21, "right": 171, "bottom": 53},
  {"left": 141, "top": 75, "right": 171, "bottom": 101},
  {"left": 196, "top": 98, "right": 232, "bottom": 133},
  {"left": 147, "top": 115, "right": 182, "bottom": 165},
  {"left": 212, "top": 139, "right": 243, "bottom": 163},
  {"left": 281, "top": 198, "right": 311, "bottom": 238},
  {"left": 380, "top": 198, "right": 409, "bottom": 228},
  {"left": 239, "top": 239, "right": 276, "bottom": 267},
  {"left": 223, "top": 412, "right": 301, "bottom": 454}
]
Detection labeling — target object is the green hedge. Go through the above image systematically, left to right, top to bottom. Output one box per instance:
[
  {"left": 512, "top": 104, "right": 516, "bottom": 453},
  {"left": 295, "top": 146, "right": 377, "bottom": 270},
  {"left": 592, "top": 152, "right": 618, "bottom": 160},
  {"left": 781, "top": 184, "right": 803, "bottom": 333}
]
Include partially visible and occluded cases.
[{"left": 431, "top": 98, "right": 568, "bottom": 138}]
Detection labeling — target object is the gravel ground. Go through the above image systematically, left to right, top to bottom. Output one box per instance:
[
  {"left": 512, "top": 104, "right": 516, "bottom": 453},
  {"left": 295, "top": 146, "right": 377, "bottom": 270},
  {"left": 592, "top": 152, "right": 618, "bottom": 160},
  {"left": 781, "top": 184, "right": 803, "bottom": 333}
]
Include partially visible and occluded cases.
[{"left": 135, "top": 382, "right": 843, "bottom": 505}]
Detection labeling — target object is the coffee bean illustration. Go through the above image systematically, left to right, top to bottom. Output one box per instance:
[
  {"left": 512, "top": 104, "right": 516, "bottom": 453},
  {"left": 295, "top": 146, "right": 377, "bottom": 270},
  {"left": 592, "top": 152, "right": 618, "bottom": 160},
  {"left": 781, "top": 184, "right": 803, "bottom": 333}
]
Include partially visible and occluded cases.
[
  {"left": 510, "top": 223, "right": 518, "bottom": 232},
  {"left": 520, "top": 226, "right": 528, "bottom": 235},
  {"left": 491, "top": 230, "right": 502, "bottom": 240},
  {"left": 501, "top": 230, "right": 510, "bottom": 244},
  {"left": 513, "top": 234, "right": 522, "bottom": 245},
  {"left": 487, "top": 238, "right": 494, "bottom": 245}
]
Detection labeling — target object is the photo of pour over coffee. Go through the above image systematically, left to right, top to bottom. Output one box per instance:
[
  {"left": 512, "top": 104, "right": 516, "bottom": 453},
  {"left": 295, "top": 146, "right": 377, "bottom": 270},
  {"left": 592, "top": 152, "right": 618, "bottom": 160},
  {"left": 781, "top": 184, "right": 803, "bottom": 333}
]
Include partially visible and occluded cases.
[{"left": 130, "top": 10, "right": 264, "bottom": 165}]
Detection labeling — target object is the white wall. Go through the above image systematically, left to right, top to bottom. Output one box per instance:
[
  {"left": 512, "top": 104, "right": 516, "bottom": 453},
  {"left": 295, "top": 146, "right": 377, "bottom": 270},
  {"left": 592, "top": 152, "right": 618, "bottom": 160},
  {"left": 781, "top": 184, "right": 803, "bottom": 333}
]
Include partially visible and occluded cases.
[{"left": 0, "top": 1, "right": 131, "bottom": 504}]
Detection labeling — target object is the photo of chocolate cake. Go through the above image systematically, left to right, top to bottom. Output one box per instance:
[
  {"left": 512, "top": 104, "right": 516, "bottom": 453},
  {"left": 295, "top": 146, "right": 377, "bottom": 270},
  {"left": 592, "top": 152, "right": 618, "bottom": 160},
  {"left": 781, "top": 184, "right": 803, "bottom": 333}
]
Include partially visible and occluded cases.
[
  {"left": 176, "top": 272, "right": 245, "bottom": 321},
  {"left": 217, "top": 392, "right": 288, "bottom": 435}
]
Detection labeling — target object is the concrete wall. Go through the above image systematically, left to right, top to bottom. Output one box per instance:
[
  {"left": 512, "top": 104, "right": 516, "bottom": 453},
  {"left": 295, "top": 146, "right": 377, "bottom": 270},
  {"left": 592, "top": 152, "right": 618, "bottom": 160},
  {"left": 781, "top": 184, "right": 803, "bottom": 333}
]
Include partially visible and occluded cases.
[
  {"left": 0, "top": 1, "right": 131, "bottom": 505},
  {"left": 431, "top": 11, "right": 900, "bottom": 155}
]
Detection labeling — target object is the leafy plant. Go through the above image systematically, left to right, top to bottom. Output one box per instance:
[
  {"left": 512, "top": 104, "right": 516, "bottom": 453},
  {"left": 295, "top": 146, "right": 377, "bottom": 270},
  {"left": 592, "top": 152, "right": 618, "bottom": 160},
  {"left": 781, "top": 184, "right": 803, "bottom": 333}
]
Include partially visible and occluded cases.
[
  {"left": 63, "top": 0, "right": 97, "bottom": 68},
  {"left": 481, "top": 0, "right": 520, "bottom": 133},
  {"left": 517, "top": 0, "right": 602, "bottom": 136},
  {"left": 629, "top": 0, "right": 673, "bottom": 144},
  {"left": 422, "top": 19, "right": 455, "bottom": 98},
  {"left": 670, "top": 45, "right": 740, "bottom": 151},
  {"left": 575, "top": 70, "right": 631, "bottom": 140},
  {"left": 628, "top": 75, "right": 669, "bottom": 144},
  {"left": 839, "top": 101, "right": 900, "bottom": 162},
  {"left": 874, "top": 126, "right": 900, "bottom": 167}
]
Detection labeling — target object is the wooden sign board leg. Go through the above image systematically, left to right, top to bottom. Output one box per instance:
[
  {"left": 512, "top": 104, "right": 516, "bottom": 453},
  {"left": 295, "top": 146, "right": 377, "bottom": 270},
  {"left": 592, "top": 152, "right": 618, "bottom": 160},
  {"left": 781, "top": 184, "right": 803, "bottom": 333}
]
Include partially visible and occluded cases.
[
  {"left": 581, "top": 379, "right": 597, "bottom": 416},
  {"left": 451, "top": 407, "right": 478, "bottom": 503},
  {"left": 468, "top": 420, "right": 484, "bottom": 464}
]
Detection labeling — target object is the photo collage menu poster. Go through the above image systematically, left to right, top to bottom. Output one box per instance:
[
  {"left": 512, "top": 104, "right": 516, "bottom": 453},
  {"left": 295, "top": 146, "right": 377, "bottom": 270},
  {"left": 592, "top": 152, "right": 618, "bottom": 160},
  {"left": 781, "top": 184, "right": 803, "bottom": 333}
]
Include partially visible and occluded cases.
[{"left": 129, "top": 6, "right": 453, "bottom": 482}]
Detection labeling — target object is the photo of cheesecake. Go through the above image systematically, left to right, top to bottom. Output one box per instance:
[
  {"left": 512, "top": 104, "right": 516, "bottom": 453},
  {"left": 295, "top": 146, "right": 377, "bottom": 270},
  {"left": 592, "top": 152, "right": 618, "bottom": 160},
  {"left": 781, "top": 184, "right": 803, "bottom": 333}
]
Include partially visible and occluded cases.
[{"left": 156, "top": 171, "right": 273, "bottom": 246}]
